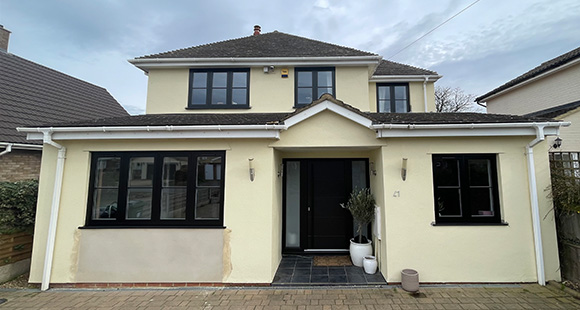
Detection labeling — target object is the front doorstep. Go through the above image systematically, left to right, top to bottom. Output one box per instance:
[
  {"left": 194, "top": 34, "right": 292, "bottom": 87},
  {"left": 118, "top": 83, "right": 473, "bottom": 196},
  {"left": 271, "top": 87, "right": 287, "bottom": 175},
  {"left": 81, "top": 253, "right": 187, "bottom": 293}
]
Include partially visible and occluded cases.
[{"left": 272, "top": 255, "right": 386, "bottom": 286}]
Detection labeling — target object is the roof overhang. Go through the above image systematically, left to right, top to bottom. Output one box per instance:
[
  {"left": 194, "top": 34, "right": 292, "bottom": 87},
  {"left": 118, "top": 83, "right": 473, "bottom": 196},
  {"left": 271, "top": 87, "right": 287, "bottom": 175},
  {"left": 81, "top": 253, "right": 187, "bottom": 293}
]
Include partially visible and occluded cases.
[
  {"left": 129, "top": 56, "right": 383, "bottom": 72},
  {"left": 477, "top": 57, "right": 580, "bottom": 103},
  {"left": 370, "top": 75, "right": 442, "bottom": 83},
  {"left": 284, "top": 100, "right": 373, "bottom": 129}
]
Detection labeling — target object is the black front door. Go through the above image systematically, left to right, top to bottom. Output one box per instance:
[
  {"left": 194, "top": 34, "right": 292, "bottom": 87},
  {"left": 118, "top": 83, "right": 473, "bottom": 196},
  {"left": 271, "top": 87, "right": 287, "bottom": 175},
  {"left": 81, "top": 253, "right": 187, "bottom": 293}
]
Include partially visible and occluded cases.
[{"left": 283, "top": 159, "right": 368, "bottom": 253}]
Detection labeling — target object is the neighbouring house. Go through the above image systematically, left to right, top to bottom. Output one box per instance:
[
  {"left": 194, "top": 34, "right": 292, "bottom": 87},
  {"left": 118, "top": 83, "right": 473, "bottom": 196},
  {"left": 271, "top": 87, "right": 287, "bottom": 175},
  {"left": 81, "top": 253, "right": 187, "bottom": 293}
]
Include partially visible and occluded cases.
[
  {"left": 0, "top": 25, "right": 129, "bottom": 182},
  {"left": 20, "top": 26, "right": 567, "bottom": 290},
  {"left": 476, "top": 46, "right": 580, "bottom": 152}
]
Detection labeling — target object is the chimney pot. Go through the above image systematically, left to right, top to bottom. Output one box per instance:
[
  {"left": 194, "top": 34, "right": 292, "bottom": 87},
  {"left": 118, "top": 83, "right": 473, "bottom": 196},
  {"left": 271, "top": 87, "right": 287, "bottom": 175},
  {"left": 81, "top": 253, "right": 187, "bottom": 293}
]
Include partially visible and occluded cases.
[
  {"left": 0, "top": 25, "right": 10, "bottom": 52},
  {"left": 253, "top": 25, "right": 261, "bottom": 36}
]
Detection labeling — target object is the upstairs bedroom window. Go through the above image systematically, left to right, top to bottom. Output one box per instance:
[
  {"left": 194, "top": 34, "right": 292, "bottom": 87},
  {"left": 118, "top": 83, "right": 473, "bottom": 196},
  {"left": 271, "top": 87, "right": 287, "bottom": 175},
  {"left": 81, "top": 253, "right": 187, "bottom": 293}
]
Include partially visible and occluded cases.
[
  {"left": 295, "top": 67, "right": 335, "bottom": 107},
  {"left": 188, "top": 69, "right": 249, "bottom": 109},
  {"left": 377, "top": 83, "right": 410, "bottom": 113},
  {"left": 86, "top": 151, "right": 225, "bottom": 227},
  {"left": 432, "top": 154, "right": 501, "bottom": 224}
]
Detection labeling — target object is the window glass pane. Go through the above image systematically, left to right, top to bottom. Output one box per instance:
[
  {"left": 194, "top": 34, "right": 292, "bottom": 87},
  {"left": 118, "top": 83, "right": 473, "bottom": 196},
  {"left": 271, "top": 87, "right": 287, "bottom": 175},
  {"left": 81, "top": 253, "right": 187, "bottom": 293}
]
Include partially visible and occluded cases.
[
  {"left": 318, "top": 71, "right": 333, "bottom": 87},
  {"left": 192, "top": 72, "right": 207, "bottom": 88},
  {"left": 212, "top": 72, "right": 227, "bottom": 87},
  {"left": 232, "top": 72, "right": 247, "bottom": 87},
  {"left": 297, "top": 72, "right": 312, "bottom": 87},
  {"left": 378, "top": 86, "right": 389, "bottom": 100},
  {"left": 394, "top": 86, "right": 407, "bottom": 99},
  {"left": 297, "top": 87, "right": 313, "bottom": 105},
  {"left": 317, "top": 87, "right": 333, "bottom": 98},
  {"left": 191, "top": 89, "right": 207, "bottom": 105},
  {"left": 211, "top": 89, "right": 227, "bottom": 105},
  {"left": 232, "top": 89, "right": 247, "bottom": 105},
  {"left": 378, "top": 100, "right": 390, "bottom": 113},
  {"left": 395, "top": 100, "right": 408, "bottom": 113},
  {"left": 197, "top": 156, "right": 222, "bottom": 186},
  {"left": 94, "top": 157, "right": 120, "bottom": 187},
  {"left": 128, "top": 157, "right": 154, "bottom": 187},
  {"left": 163, "top": 157, "right": 188, "bottom": 186},
  {"left": 433, "top": 158, "right": 460, "bottom": 186},
  {"left": 468, "top": 159, "right": 491, "bottom": 186},
  {"left": 285, "top": 161, "right": 300, "bottom": 248},
  {"left": 352, "top": 161, "right": 367, "bottom": 191},
  {"left": 161, "top": 188, "right": 187, "bottom": 219},
  {"left": 195, "top": 188, "right": 221, "bottom": 219},
  {"left": 469, "top": 188, "right": 494, "bottom": 216},
  {"left": 92, "top": 189, "right": 118, "bottom": 220},
  {"left": 126, "top": 189, "right": 152, "bottom": 219},
  {"left": 435, "top": 189, "right": 462, "bottom": 217}
]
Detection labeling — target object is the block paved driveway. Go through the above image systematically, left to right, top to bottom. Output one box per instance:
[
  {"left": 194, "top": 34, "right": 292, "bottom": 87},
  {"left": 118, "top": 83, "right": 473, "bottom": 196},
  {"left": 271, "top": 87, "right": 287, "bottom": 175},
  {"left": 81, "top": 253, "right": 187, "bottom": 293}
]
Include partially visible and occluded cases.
[{"left": 0, "top": 284, "right": 579, "bottom": 309}]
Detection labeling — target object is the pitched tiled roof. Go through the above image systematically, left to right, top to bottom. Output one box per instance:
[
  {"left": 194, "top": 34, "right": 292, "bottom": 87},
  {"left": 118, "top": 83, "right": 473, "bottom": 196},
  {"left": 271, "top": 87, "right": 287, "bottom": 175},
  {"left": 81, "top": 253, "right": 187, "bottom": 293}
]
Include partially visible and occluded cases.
[
  {"left": 137, "top": 31, "right": 377, "bottom": 59},
  {"left": 476, "top": 46, "right": 580, "bottom": 102},
  {"left": 0, "top": 51, "right": 129, "bottom": 144},
  {"left": 373, "top": 60, "right": 438, "bottom": 76},
  {"left": 525, "top": 99, "right": 580, "bottom": 119}
]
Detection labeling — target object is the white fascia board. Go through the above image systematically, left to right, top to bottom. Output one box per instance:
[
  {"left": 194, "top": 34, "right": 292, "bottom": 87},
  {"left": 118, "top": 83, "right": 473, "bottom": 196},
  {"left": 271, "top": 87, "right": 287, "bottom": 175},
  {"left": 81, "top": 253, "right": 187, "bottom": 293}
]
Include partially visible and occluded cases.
[
  {"left": 129, "top": 56, "right": 382, "bottom": 70},
  {"left": 479, "top": 58, "right": 580, "bottom": 102},
  {"left": 370, "top": 75, "right": 442, "bottom": 83},
  {"left": 283, "top": 100, "right": 373, "bottom": 129},
  {"left": 374, "top": 122, "right": 565, "bottom": 138},
  {"left": 26, "top": 130, "right": 280, "bottom": 140}
]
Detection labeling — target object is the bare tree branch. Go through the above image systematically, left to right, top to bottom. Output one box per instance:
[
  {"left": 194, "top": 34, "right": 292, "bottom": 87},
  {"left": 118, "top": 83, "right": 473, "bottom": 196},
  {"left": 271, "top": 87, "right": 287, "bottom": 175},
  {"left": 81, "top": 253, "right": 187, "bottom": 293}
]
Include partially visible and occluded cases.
[{"left": 435, "top": 86, "right": 482, "bottom": 113}]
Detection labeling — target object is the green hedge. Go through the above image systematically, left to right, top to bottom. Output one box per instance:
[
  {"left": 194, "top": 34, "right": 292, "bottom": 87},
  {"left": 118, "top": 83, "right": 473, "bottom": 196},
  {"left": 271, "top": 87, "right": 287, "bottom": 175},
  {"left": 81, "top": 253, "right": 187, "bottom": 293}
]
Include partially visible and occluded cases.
[
  {"left": 550, "top": 168, "right": 580, "bottom": 215},
  {"left": 0, "top": 180, "right": 38, "bottom": 234}
]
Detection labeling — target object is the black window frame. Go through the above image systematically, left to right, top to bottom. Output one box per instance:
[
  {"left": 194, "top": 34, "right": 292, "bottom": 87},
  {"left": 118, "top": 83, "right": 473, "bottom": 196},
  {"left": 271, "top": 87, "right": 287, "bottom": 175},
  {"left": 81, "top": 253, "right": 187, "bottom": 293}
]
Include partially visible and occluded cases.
[
  {"left": 294, "top": 67, "right": 336, "bottom": 108},
  {"left": 187, "top": 68, "right": 250, "bottom": 109},
  {"left": 376, "top": 83, "right": 411, "bottom": 113},
  {"left": 85, "top": 151, "right": 226, "bottom": 227},
  {"left": 432, "top": 154, "right": 501, "bottom": 224}
]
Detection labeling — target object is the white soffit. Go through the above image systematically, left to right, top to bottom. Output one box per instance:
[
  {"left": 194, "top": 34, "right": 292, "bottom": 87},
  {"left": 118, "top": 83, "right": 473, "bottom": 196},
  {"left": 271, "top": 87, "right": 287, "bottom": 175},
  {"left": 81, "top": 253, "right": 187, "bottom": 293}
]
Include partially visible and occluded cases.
[
  {"left": 370, "top": 75, "right": 442, "bottom": 83},
  {"left": 283, "top": 100, "right": 373, "bottom": 129},
  {"left": 374, "top": 123, "right": 564, "bottom": 138}
]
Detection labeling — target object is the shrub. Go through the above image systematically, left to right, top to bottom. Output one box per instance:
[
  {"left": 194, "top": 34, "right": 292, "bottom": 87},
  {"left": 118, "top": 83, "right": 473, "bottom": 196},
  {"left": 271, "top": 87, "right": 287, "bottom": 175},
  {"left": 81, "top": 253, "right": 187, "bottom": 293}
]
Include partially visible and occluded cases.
[
  {"left": 0, "top": 180, "right": 38, "bottom": 233},
  {"left": 341, "top": 188, "right": 375, "bottom": 243}
]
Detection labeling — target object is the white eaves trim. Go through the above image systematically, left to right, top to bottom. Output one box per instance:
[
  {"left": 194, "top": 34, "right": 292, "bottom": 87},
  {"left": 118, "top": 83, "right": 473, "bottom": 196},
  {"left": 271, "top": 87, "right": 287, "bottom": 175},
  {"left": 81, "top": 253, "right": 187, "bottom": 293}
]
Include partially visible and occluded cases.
[
  {"left": 129, "top": 56, "right": 383, "bottom": 70},
  {"left": 370, "top": 75, "right": 442, "bottom": 83},
  {"left": 283, "top": 100, "right": 373, "bottom": 129},
  {"left": 372, "top": 122, "right": 569, "bottom": 138},
  {"left": 18, "top": 125, "right": 285, "bottom": 141},
  {"left": 0, "top": 142, "right": 43, "bottom": 150}
]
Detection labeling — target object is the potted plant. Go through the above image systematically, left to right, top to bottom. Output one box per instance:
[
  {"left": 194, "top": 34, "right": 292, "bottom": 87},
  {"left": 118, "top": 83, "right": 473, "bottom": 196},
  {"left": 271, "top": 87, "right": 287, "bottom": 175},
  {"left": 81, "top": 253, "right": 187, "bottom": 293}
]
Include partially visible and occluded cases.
[{"left": 341, "top": 188, "right": 375, "bottom": 267}]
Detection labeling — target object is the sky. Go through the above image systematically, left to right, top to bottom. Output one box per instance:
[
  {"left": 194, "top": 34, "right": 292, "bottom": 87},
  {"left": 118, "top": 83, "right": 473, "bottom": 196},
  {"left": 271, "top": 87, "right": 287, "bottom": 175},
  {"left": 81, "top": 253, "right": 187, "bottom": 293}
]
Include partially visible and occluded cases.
[{"left": 0, "top": 0, "right": 579, "bottom": 115}]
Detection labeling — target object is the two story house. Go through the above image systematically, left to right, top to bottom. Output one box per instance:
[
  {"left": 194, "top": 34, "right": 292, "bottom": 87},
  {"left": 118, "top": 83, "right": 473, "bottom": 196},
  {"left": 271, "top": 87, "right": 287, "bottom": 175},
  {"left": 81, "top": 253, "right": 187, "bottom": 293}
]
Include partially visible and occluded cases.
[{"left": 22, "top": 26, "right": 565, "bottom": 289}]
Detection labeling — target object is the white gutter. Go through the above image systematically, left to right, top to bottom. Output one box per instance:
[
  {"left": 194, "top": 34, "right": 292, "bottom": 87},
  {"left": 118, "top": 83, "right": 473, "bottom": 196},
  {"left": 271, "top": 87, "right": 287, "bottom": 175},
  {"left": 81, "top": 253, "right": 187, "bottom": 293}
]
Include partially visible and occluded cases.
[
  {"left": 370, "top": 75, "right": 442, "bottom": 83},
  {"left": 423, "top": 76, "right": 429, "bottom": 112},
  {"left": 371, "top": 122, "right": 567, "bottom": 130},
  {"left": 19, "top": 124, "right": 286, "bottom": 133},
  {"left": 526, "top": 124, "right": 547, "bottom": 286},
  {"left": 40, "top": 130, "right": 66, "bottom": 291},
  {"left": 0, "top": 142, "right": 43, "bottom": 151},
  {"left": 0, "top": 143, "right": 12, "bottom": 157}
]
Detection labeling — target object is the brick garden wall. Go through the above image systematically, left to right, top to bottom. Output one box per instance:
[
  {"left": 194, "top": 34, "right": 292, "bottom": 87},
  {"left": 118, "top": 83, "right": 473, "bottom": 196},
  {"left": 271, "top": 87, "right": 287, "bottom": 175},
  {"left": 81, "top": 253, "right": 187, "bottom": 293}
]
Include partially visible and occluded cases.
[{"left": 0, "top": 150, "right": 42, "bottom": 182}]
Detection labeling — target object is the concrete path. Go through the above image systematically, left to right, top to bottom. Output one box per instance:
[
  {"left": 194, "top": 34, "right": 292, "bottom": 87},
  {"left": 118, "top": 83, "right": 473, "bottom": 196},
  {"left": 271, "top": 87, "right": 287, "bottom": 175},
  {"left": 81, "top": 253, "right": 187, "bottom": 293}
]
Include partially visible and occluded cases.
[{"left": 0, "top": 284, "right": 579, "bottom": 309}]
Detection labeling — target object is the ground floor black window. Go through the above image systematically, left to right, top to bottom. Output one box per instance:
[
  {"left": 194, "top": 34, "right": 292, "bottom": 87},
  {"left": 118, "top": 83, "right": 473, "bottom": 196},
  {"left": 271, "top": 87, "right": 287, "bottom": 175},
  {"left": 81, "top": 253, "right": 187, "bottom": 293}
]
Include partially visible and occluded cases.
[
  {"left": 86, "top": 151, "right": 225, "bottom": 227},
  {"left": 432, "top": 154, "right": 501, "bottom": 224}
]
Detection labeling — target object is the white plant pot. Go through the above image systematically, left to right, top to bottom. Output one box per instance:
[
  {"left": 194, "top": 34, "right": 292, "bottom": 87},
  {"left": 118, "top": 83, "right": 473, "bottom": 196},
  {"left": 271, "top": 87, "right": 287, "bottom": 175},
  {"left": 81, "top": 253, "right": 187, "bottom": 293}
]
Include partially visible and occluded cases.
[
  {"left": 349, "top": 238, "right": 372, "bottom": 267},
  {"left": 363, "top": 256, "right": 378, "bottom": 274}
]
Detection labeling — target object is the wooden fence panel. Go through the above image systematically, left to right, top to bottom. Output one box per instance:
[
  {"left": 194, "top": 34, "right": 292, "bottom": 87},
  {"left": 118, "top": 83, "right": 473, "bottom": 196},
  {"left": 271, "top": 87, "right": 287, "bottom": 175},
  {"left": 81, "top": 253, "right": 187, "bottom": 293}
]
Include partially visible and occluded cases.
[{"left": 0, "top": 232, "right": 33, "bottom": 267}]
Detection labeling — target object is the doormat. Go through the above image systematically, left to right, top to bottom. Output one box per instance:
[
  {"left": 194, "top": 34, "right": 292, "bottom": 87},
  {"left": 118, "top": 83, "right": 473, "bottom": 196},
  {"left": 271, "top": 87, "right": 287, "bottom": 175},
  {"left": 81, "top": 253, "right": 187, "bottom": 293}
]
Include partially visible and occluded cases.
[{"left": 313, "top": 255, "right": 352, "bottom": 266}]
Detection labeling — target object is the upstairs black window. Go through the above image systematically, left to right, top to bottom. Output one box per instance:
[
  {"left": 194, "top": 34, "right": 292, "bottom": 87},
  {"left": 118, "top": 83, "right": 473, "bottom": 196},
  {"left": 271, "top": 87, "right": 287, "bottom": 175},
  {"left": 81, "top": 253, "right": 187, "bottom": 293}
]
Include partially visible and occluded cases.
[
  {"left": 295, "top": 67, "right": 335, "bottom": 107},
  {"left": 189, "top": 69, "right": 249, "bottom": 109},
  {"left": 377, "top": 83, "right": 409, "bottom": 113},
  {"left": 87, "top": 151, "right": 225, "bottom": 227},
  {"left": 432, "top": 154, "right": 501, "bottom": 224}
]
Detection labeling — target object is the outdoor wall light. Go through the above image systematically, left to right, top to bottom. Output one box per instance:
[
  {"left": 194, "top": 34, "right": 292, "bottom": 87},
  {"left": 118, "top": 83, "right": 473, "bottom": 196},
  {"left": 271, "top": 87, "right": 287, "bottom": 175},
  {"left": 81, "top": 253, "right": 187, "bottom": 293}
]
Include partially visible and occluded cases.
[
  {"left": 553, "top": 137, "right": 563, "bottom": 149},
  {"left": 249, "top": 158, "right": 255, "bottom": 182},
  {"left": 401, "top": 158, "right": 408, "bottom": 181},
  {"left": 370, "top": 162, "right": 377, "bottom": 176},
  {"left": 277, "top": 163, "right": 284, "bottom": 178}
]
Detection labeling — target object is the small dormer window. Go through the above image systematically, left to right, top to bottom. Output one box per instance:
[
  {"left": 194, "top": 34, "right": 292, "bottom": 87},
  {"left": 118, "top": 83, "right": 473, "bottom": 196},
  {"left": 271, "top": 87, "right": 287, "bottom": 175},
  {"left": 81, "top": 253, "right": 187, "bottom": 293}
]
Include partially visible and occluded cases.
[
  {"left": 295, "top": 67, "right": 335, "bottom": 107},
  {"left": 188, "top": 69, "right": 250, "bottom": 109},
  {"left": 377, "top": 83, "right": 410, "bottom": 113}
]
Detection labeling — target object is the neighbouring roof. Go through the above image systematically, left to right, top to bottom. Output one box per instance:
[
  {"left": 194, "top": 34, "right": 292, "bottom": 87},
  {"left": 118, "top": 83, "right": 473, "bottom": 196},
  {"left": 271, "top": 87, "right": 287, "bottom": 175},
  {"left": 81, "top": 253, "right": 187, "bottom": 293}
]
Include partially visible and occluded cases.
[
  {"left": 137, "top": 31, "right": 377, "bottom": 59},
  {"left": 476, "top": 46, "right": 580, "bottom": 102},
  {"left": 0, "top": 51, "right": 129, "bottom": 145},
  {"left": 373, "top": 60, "right": 438, "bottom": 76},
  {"left": 525, "top": 99, "right": 580, "bottom": 119}
]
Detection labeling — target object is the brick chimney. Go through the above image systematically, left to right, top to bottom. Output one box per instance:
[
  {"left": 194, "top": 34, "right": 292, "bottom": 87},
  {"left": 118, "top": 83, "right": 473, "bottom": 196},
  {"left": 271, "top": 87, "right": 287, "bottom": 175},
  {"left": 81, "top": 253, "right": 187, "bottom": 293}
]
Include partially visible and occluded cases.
[
  {"left": 0, "top": 25, "right": 10, "bottom": 52},
  {"left": 253, "top": 25, "right": 261, "bottom": 36}
]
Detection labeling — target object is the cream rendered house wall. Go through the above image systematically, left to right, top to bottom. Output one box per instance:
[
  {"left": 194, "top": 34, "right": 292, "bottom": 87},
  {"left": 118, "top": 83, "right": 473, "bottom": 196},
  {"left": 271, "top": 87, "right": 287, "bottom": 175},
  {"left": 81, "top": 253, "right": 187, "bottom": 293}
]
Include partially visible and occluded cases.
[
  {"left": 486, "top": 64, "right": 580, "bottom": 115},
  {"left": 551, "top": 108, "right": 580, "bottom": 152}
]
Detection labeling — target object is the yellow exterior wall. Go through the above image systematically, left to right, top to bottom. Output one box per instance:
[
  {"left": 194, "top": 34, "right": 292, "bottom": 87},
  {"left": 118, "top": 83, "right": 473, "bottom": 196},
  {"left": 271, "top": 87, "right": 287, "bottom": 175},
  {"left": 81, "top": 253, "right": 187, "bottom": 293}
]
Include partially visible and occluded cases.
[
  {"left": 335, "top": 67, "right": 370, "bottom": 111},
  {"left": 145, "top": 69, "right": 189, "bottom": 114},
  {"left": 368, "top": 81, "right": 436, "bottom": 112},
  {"left": 554, "top": 108, "right": 580, "bottom": 152}
]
